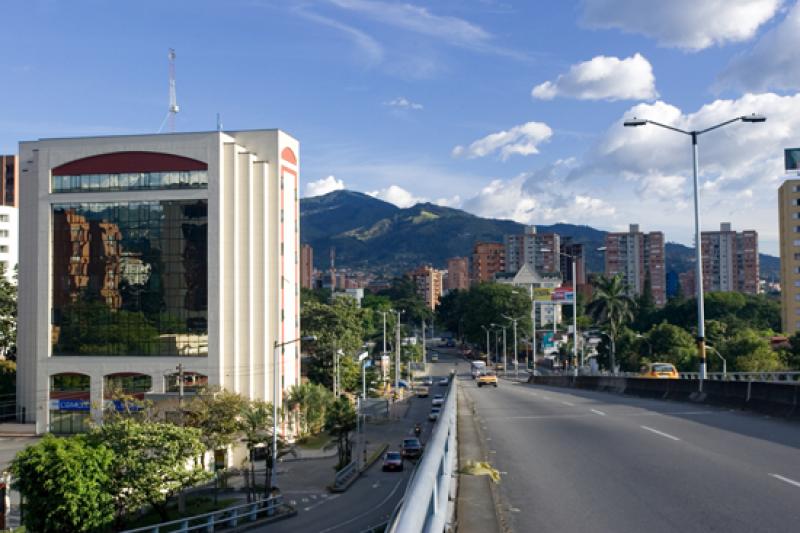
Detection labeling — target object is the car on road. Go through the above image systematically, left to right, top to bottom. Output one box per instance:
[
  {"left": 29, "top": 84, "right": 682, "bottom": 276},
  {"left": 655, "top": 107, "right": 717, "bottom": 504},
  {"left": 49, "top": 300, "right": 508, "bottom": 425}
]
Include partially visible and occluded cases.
[
  {"left": 446, "top": 339, "right": 456, "bottom": 348},
  {"left": 430, "top": 352, "right": 439, "bottom": 362},
  {"left": 640, "top": 362, "right": 679, "bottom": 379},
  {"left": 477, "top": 371, "right": 498, "bottom": 388},
  {"left": 422, "top": 377, "right": 434, "bottom": 386},
  {"left": 438, "top": 377, "right": 449, "bottom": 386},
  {"left": 416, "top": 386, "right": 429, "bottom": 398},
  {"left": 432, "top": 394, "right": 445, "bottom": 406},
  {"left": 429, "top": 407, "right": 441, "bottom": 421},
  {"left": 401, "top": 437, "right": 424, "bottom": 459},
  {"left": 382, "top": 451, "right": 403, "bottom": 472}
]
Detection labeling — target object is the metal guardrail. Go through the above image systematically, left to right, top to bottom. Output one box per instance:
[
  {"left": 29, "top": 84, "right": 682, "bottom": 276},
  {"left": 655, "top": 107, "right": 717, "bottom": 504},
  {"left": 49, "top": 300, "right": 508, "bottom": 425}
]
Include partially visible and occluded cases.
[
  {"left": 679, "top": 371, "right": 800, "bottom": 382},
  {"left": 388, "top": 377, "right": 457, "bottom": 533},
  {"left": 332, "top": 460, "right": 358, "bottom": 490},
  {"left": 121, "top": 494, "right": 290, "bottom": 533}
]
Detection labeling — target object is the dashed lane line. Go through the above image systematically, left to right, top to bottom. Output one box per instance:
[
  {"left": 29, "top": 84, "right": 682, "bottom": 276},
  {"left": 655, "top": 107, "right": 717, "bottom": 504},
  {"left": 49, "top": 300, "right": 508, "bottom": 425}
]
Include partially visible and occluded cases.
[
  {"left": 561, "top": 401, "right": 576, "bottom": 407},
  {"left": 590, "top": 409, "right": 606, "bottom": 416},
  {"left": 640, "top": 425, "right": 680, "bottom": 441},
  {"left": 770, "top": 473, "right": 800, "bottom": 489}
]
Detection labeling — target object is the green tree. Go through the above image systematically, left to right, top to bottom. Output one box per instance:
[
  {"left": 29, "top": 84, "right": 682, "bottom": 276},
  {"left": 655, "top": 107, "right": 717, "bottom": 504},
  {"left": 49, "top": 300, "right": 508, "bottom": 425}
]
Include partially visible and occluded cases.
[
  {"left": 0, "top": 264, "right": 16, "bottom": 359},
  {"left": 586, "top": 274, "right": 636, "bottom": 371},
  {"left": 378, "top": 275, "right": 433, "bottom": 324},
  {"left": 645, "top": 321, "right": 697, "bottom": 371},
  {"left": 786, "top": 331, "right": 800, "bottom": 370},
  {"left": 287, "top": 382, "right": 335, "bottom": 437},
  {"left": 184, "top": 387, "right": 247, "bottom": 462},
  {"left": 325, "top": 397, "right": 357, "bottom": 469},
  {"left": 240, "top": 400, "right": 271, "bottom": 502},
  {"left": 87, "top": 419, "right": 211, "bottom": 523},
  {"left": 11, "top": 434, "right": 116, "bottom": 533}
]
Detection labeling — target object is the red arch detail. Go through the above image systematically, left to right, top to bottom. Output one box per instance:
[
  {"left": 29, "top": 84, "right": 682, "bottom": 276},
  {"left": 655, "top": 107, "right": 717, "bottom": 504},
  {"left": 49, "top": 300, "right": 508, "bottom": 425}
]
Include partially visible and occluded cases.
[
  {"left": 281, "top": 147, "right": 297, "bottom": 165},
  {"left": 53, "top": 151, "right": 208, "bottom": 175}
]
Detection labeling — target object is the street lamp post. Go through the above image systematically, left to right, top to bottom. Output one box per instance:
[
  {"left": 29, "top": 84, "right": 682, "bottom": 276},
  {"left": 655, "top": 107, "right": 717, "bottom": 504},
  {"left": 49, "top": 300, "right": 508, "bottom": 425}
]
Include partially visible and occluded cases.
[
  {"left": 624, "top": 113, "right": 766, "bottom": 382},
  {"left": 541, "top": 248, "right": 580, "bottom": 376},
  {"left": 503, "top": 314, "right": 523, "bottom": 379},
  {"left": 481, "top": 325, "right": 490, "bottom": 364},
  {"left": 272, "top": 335, "right": 316, "bottom": 490},
  {"left": 707, "top": 345, "right": 727, "bottom": 378}
]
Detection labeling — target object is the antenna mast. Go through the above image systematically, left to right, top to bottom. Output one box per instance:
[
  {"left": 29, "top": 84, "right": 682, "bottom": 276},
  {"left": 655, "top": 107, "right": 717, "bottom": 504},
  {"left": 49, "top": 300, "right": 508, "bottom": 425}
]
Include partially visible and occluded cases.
[{"left": 158, "top": 48, "right": 180, "bottom": 133}]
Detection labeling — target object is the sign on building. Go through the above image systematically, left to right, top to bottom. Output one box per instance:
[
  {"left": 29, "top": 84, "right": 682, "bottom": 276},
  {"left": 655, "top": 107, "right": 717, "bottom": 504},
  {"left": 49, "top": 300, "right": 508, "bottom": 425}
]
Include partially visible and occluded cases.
[{"left": 533, "top": 287, "right": 553, "bottom": 301}]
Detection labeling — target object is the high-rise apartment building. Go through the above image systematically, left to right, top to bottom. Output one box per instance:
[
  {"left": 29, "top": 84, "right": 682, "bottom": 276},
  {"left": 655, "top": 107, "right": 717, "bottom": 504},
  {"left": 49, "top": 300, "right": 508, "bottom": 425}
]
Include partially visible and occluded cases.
[
  {"left": 18, "top": 130, "right": 300, "bottom": 434},
  {"left": 0, "top": 156, "right": 18, "bottom": 283},
  {"left": 779, "top": 179, "right": 800, "bottom": 334},
  {"left": 701, "top": 223, "right": 759, "bottom": 295},
  {"left": 604, "top": 224, "right": 666, "bottom": 305},
  {"left": 504, "top": 226, "right": 560, "bottom": 274},
  {"left": 560, "top": 240, "right": 586, "bottom": 287},
  {"left": 472, "top": 242, "right": 505, "bottom": 283},
  {"left": 300, "top": 243, "right": 314, "bottom": 289},
  {"left": 445, "top": 257, "right": 470, "bottom": 291},
  {"left": 410, "top": 265, "right": 443, "bottom": 309}
]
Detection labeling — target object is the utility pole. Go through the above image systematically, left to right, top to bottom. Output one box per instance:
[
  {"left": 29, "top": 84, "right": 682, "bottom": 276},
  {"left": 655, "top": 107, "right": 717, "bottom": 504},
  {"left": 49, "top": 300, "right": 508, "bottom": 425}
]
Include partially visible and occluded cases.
[
  {"left": 530, "top": 285, "right": 537, "bottom": 376},
  {"left": 395, "top": 310, "right": 402, "bottom": 393},
  {"left": 380, "top": 311, "right": 388, "bottom": 382},
  {"left": 422, "top": 320, "right": 426, "bottom": 366},
  {"left": 502, "top": 326, "right": 507, "bottom": 376},
  {"left": 176, "top": 363, "right": 185, "bottom": 425}
]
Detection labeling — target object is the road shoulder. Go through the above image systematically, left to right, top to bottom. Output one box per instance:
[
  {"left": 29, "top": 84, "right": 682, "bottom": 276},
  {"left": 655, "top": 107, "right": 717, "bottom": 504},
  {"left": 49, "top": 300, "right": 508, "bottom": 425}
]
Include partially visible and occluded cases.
[{"left": 456, "top": 385, "right": 503, "bottom": 533}]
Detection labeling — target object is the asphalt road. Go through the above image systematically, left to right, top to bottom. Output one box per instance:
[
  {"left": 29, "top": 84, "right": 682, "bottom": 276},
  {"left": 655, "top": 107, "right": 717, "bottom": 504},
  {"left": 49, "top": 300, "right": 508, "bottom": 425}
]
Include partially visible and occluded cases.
[
  {"left": 265, "top": 366, "right": 454, "bottom": 533},
  {"left": 460, "top": 368, "right": 800, "bottom": 533}
]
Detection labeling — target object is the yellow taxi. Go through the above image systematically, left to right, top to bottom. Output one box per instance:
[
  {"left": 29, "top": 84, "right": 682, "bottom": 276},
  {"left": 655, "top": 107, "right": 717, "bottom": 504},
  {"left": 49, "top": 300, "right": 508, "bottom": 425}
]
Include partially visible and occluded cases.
[
  {"left": 640, "top": 362, "right": 679, "bottom": 379},
  {"left": 477, "top": 371, "right": 498, "bottom": 388}
]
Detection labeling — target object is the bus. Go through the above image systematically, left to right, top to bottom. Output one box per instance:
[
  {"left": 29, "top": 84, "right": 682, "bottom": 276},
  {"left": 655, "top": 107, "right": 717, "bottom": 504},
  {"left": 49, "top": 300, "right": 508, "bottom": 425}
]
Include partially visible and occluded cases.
[{"left": 470, "top": 360, "right": 486, "bottom": 379}]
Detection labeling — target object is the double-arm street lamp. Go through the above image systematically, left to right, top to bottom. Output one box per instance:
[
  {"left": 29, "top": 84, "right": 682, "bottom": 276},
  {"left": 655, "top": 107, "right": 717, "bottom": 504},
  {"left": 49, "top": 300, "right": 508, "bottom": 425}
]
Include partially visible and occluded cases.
[
  {"left": 624, "top": 114, "right": 765, "bottom": 381},
  {"left": 541, "top": 248, "right": 580, "bottom": 376},
  {"left": 502, "top": 314, "right": 524, "bottom": 378},
  {"left": 480, "top": 325, "right": 491, "bottom": 365},
  {"left": 272, "top": 334, "right": 316, "bottom": 490}
]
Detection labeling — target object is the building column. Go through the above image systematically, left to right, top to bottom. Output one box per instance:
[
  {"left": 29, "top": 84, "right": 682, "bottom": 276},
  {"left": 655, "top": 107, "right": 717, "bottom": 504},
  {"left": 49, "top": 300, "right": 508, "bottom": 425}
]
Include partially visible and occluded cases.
[{"left": 90, "top": 373, "right": 104, "bottom": 426}]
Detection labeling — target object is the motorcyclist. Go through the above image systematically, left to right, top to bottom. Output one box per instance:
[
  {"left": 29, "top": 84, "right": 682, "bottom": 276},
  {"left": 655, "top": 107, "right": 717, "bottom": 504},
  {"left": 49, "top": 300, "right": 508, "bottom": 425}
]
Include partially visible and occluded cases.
[{"left": 414, "top": 423, "right": 422, "bottom": 437}]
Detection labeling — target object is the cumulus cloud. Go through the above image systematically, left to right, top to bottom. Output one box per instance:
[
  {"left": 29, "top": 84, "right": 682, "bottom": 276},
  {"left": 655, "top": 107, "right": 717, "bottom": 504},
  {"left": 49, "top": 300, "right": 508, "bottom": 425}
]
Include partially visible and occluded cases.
[
  {"left": 580, "top": 0, "right": 781, "bottom": 51},
  {"left": 718, "top": 2, "right": 800, "bottom": 92},
  {"left": 532, "top": 54, "right": 657, "bottom": 101},
  {"left": 384, "top": 96, "right": 423, "bottom": 110},
  {"left": 452, "top": 121, "right": 553, "bottom": 161},
  {"left": 461, "top": 172, "right": 616, "bottom": 226},
  {"left": 305, "top": 175, "right": 346, "bottom": 197},
  {"left": 367, "top": 185, "right": 426, "bottom": 207}
]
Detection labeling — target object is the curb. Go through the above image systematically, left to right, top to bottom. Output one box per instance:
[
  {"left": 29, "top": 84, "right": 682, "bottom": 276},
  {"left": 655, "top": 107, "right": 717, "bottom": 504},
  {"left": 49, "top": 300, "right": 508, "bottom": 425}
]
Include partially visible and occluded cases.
[
  {"left": 328, "top": 442, "right": 389, "bottom": 494},
  {"left": 360, "top": 443, "right": 389, "bottom": 474}
]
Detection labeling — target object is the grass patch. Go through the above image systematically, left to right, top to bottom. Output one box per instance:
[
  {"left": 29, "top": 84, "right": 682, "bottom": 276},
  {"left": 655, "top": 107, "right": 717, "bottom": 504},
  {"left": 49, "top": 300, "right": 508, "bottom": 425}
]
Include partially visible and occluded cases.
[
  {"left": 296, "top": 432, "right": 332, "bottom": 449},
  {"left": 124, "top": 496, "right": 237, "bottom": 530}
]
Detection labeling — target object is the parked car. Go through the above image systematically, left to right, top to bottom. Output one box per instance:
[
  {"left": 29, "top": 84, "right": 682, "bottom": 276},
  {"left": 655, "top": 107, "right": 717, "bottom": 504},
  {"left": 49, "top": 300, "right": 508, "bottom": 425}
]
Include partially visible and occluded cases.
[
  {"left": 640, "top": 362, "right": 679, "bottom": 379},
  {"left": 438, "top": 377, "right": 449, "bottom": 386},
  {"left": 416, "top": 386, "right": 430, "bottom": 398},
  {"left": 432, "top": 394, "right": 445, "bottom": 406},
  {"left": 429, "top": 407, "right": 441, "bottom": 421},
  {"left": 401, "top": 437, "right": 424, "bottom": 459},
  {"left": 382, "top": 451, "right": 403, "bottom": 472}
]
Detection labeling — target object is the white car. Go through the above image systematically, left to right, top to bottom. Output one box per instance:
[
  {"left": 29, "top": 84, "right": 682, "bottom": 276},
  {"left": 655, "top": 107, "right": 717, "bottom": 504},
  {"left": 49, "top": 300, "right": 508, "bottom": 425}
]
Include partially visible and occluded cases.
[
  {"left": 438, "top": 378, "right": 449, "bottom": 386},
  {"left": 431, "top": 394, "right": 444, "bottom": 406},
  {"left": 429, "top": 407, "right": 441, "bottom": 421}
]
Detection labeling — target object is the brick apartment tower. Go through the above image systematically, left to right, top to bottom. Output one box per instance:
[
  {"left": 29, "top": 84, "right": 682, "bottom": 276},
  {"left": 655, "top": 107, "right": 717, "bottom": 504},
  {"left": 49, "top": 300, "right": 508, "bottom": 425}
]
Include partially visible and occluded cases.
[
  {"left": 779, "top": 179, "right": 800, "bottom": 334},
  {"left": 700, "top": 223, "right": 759, "bottom": 295},
  {"left": 604, "top": 224, "right": 666, "bottom": 305},
  {"left": 504, "top": 225, "right": 560, "bottom": 274},
  {"left": 472, "top": 242, "right": 505, "bottom": 283},
  {"left": 300, "top": 243, "right": 314, "bottom": 289},
  {"left": 445, "top": 257, "right": 470, "bottom": 291},
  {"left": 410, "top": 265, "right": 443, "bottom": 309}
]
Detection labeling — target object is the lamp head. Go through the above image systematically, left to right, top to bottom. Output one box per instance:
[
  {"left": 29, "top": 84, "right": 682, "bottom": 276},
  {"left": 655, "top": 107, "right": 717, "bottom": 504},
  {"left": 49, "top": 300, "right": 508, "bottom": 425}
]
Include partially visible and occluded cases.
[
  {"left": 741, "top": 114, "right": 766, "bottom": 123},
  {"left": 623, "top": 117, "right": 647, "bottom": 127},
  {"left": 302, "top": 335, "right": 317, "bottom": 342}
]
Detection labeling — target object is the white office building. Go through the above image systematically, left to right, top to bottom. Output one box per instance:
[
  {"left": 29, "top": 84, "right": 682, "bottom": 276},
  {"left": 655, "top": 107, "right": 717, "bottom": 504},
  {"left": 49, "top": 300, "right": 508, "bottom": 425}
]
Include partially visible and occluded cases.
[{"left": 17, "top": 130, "right": 301, "bottom": 434}]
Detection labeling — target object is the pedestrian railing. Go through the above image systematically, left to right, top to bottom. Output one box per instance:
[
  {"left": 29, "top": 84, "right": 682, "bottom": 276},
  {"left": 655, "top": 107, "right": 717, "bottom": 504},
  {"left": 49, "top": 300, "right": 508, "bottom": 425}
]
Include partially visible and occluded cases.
[
  {"left": 679, "top": 371, "right": 800, "bottom": 383},
  {"left": 388, "top": 377, "right": 457, "bottom": 533},
  {"left": 331, "top": 460, "right": 358, "bottom": 492},
  {"left": 120, "top": 494, "right": 292, "bottom": 533}
]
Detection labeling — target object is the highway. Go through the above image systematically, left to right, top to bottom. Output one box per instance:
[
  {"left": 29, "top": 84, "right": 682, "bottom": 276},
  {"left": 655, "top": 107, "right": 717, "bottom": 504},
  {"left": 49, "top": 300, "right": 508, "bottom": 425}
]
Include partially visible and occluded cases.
[{"left": 457, "top": 358, "right": 800, "bottom": 532}]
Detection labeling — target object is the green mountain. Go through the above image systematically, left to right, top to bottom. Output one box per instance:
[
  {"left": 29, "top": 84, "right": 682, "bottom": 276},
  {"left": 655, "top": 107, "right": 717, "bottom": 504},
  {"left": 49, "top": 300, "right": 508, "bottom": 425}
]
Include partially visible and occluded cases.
[{"left": 300, "top": 190, "right": 780, "bottom": 280}]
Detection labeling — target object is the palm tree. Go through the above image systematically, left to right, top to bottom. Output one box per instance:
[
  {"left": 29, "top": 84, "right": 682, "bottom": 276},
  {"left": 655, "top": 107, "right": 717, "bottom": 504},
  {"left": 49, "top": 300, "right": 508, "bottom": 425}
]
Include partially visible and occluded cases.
[
  {"left": 586, "top": 274, "right": 636, "bottom": 372},
  {"left": 325, "top": 397, "right": 357, "bottom": 469},
  {"left": 240, "top": 400, "right": 271, "bottom": 502}
]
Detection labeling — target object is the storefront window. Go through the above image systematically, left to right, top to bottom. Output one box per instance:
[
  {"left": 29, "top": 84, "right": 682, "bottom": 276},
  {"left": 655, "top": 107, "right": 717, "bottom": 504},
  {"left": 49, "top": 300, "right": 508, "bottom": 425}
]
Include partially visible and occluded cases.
[
  {"left": 51, "top": 200, "right": 208, "bottom": 356},
  {"left": 49, "top": 373, "right": 90, "bottom": 434}
]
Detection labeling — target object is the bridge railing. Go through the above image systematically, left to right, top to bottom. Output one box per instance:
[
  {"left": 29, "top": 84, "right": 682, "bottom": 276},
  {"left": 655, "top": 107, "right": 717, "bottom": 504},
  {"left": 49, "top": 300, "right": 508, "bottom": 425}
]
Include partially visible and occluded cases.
[
  {"left": 539, "top": 368, "right": 800, "bottom": 383},
  {"left": 388, "top": 376, "right": 457, "bottom": 533}
]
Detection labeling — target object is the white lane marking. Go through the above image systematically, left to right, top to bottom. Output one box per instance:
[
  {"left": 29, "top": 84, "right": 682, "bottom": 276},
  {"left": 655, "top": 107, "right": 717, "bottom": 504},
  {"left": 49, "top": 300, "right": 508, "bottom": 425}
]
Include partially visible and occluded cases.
[
  {"left": 541, "top": 396, "right": 552, "bottom": 401},
  {"left": 561, "top": 401, "right": 576, "bottom": 407},
  {"left": 590, "top": 409, "right": 606, "bottom": 416},
  {"left": 640, "top": 425, "right": 680, "bottom": 441},
  {"left": 489, "top": 450, "right": 497, "bottom": 454},
  {"left": 770, "top": 473, "right": 800, "bottom": 488},
  {"left": 318, "top": 475, "right": 406, "bottom": 532},
  {"left": 372, "top": 481, "right": 380, "bottom": 488},
  {"left": 303, "top": 494, "right": 340, "bottom": 512}
]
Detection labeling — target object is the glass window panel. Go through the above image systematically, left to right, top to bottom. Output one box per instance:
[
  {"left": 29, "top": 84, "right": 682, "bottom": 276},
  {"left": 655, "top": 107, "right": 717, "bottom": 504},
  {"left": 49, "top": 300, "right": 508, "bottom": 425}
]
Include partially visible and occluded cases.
[{"left": 51, "top": 200, "right": 208, "bottom": 357}]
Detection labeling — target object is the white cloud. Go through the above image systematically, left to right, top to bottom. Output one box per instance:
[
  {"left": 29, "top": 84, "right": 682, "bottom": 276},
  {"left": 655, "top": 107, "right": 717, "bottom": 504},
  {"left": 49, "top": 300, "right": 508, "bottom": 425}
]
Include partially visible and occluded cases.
[
  {"left": 580, "top": 0, "right": 781, "bottom": 51},
  {"left": 718, "top": 2, "right": 800, "bottom": 92},
  {"left": 294, "top": 9, "right": 384, "bottom": 65},
  {"left": 532, "top": 53, "right": 657, "bottom": 101},
  {"left": 384, "top": 96, "right": 423, "bottom": 110},
  {"left": 452, "top": 121, "right": 553, "bottom": 161},
  {"left": 461, "top": 173, "right": 616, "bottom": 226},
  {"left": 305, "top": 175, "right": 346, "bottom": 197},
  {"left": 367, "top": 185, "right": 426, "bottom": 207},
  {"left": 433, "top": 195, "right": 462, "bottom": 208}
]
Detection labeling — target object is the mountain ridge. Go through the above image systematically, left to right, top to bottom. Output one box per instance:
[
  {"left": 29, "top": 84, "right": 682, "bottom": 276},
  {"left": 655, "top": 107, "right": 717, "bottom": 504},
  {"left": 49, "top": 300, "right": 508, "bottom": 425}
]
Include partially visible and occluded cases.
[{"left": 299, "top": 190, "right": 779, "bottom": 280}]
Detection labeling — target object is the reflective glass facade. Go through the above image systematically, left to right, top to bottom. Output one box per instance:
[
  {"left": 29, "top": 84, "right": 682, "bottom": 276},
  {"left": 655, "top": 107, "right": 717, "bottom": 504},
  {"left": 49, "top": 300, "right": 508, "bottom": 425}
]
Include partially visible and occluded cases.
[
  {"left": 52, "top": 170, "right": 208, "bottom": 193},
  {"left": 51, "top": 200, "right": 208, "bottom": 356}
]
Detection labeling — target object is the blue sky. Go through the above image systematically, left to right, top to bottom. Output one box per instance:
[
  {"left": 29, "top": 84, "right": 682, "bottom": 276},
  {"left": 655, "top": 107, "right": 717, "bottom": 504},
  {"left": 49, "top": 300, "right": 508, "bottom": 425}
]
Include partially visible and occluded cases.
[{"left": 2, "top": 0, "right": 799, "bottom": 254}]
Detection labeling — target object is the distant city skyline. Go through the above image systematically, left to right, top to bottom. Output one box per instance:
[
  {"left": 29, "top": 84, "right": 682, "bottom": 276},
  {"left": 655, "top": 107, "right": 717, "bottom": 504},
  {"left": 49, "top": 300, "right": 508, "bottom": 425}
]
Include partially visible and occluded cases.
[{"left": 3, "top": 1, "right": 800, "bottom": 254}]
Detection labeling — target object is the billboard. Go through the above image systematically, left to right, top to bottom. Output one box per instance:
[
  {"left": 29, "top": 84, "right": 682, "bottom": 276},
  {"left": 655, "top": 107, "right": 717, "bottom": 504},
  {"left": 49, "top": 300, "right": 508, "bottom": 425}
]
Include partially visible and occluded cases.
[
  {"left": 785, "top": 148, "right": 800, "bottom": 171},
  {"left": 552, "top": 287, "right": 574, "bottom": 302},
  {"left": 533, "top": 288, "right": 553, "bottom": 301}
]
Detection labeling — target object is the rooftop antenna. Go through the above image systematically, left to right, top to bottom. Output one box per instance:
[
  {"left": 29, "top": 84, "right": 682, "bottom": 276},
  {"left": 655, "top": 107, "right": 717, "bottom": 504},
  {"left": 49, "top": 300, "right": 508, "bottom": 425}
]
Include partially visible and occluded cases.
[
  {"left": 158, "top": 48, "right": 179, "bottom": 133},
  {"left": 216, "top": 112, "right": 222, "bottom": 132}
]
